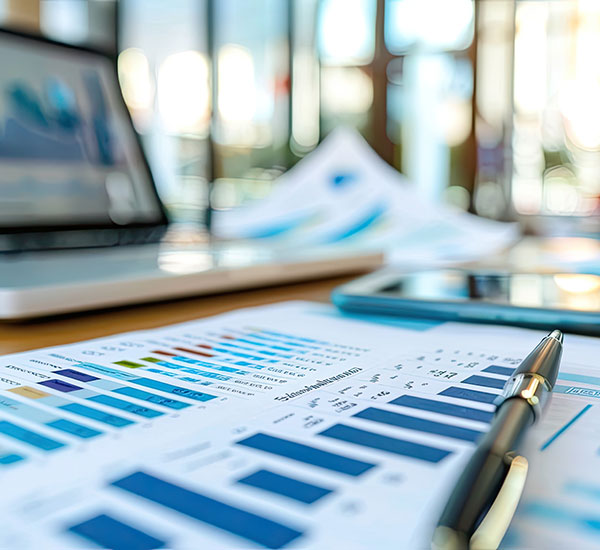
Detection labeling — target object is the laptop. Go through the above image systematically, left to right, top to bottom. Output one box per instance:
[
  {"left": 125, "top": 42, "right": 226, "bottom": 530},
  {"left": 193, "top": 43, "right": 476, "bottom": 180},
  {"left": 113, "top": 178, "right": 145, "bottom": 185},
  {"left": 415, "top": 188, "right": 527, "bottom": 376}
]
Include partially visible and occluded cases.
[{"left": 0, "top": 29, "right": 381, "bottom": 320}]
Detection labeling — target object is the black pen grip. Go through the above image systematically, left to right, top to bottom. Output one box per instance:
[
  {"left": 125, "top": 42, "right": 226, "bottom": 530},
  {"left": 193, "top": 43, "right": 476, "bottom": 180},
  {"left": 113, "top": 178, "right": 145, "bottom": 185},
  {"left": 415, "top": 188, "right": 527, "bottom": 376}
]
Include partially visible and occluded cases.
[{"left": 437, "top": 398, "right": 534, "bottom": 540}]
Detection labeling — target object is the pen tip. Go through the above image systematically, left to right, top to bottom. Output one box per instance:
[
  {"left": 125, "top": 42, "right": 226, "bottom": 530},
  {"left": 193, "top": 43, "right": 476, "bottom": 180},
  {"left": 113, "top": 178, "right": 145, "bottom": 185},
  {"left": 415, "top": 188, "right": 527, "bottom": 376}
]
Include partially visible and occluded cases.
[{"left": 548, "top": 330, "right": 563, "bottom": 344}]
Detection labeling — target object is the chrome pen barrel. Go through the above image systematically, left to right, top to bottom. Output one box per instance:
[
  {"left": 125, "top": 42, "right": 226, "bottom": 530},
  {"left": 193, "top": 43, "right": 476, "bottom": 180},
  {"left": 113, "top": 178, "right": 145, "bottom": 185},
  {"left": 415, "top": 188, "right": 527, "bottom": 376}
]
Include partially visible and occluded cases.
[{"left": 496, "top": 373, "right": 552, "bottom": 422}]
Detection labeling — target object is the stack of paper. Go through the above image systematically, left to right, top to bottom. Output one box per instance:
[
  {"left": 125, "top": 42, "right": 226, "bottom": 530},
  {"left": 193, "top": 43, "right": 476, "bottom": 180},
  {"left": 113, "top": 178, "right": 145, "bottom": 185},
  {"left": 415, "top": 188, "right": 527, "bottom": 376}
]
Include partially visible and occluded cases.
[{"left": 213, "top": 128, "right": 519, "bottom": 267}]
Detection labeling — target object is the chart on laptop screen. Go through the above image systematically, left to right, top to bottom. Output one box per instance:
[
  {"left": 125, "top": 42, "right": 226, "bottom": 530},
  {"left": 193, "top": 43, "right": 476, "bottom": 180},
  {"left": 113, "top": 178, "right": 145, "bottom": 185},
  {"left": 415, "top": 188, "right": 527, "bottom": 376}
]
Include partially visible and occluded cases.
[
  {"left": 0, "top": 33, "right": 162, "bottom": 228},
  {"left": 0, "top": 302, "right": 597, "bottom": 549}
]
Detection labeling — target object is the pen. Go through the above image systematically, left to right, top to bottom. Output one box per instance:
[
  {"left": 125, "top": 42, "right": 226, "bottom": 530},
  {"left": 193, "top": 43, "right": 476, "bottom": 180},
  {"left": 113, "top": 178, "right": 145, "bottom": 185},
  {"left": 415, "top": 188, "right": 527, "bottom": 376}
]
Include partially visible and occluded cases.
[{"left": 432, "top": 330, "right": 564, "bottom": 550}]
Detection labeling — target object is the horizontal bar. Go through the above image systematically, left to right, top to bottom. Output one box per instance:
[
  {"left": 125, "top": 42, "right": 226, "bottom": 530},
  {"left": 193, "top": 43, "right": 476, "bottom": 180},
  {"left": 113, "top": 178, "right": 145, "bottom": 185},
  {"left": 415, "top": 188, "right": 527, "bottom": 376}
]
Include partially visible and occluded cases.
[
  {"left": 174, "top": 346, "right": 214, "bottom": 358},
  {"left": 164, "top": 355, "right": 244, "bottom": 374},
  {"left": 114, "top": 361, "right": 145, "bottom": 369},
  {"left": 482, "top": 365, "right": 515, "bottom": 377},
  {"left": 53, "top": 369, "right": 99, "bottom": 382},
  {"left": 558, "top": 372, "right": 600, "bottom": 387},
  {"left": 461, "top": 375, "right": 505, "bottom": 390},
  {"left": 130, "top": 378, "right": 216, "bottom": 402},
  {"left": 38, "top": 379, "right": 81, "bottom": 393},
  {"left": 112, "top": 386, "right": 190, "bottom": 410},
  {"left": 437, "top": 387, "right": 497, "bottom": 405},
  {"left": 86, "top": 395, "right": 163, "bottom": 419},
  {"left": 389, "top": 395, "right": 493, "bottom": 423},
  {"left": 59, "top": 403, "right": 134, "bottom": 428},
  {"left": 354, "top": 407, "right": 483, "bottom": 442},
  {"left": 45, "top": 419, "right": 102, "bottom": 439},
  {"left": 0, "top": 420, "right": 64, "bottom": 451},
  {"left": 319, "top": 424, "right": 451, "bottom": 463},
  {"left": 236, "top": 433, "right": 375, "bottom": 476},
  {"left": 0, "top": 453, "right": 24, "bottom": 465},
  {"left": 237, "top": 469, "right": 333, "bottom": 504},
  {"left": 112, "top": 471, "right": 303, "bottom": 549},
  {"left": 523, "top": 501, "right": 600, "bottom": 535},
  {"left": 67, "top": 513, "right": 168, "bottom": 550}
]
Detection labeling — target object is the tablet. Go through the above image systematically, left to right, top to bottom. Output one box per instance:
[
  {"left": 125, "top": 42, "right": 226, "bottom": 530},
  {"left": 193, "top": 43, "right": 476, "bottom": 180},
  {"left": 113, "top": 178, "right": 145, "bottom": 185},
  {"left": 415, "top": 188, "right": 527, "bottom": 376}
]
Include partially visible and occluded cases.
[{"left": 332, "top": 268, "right": 600, "bottom": 335}]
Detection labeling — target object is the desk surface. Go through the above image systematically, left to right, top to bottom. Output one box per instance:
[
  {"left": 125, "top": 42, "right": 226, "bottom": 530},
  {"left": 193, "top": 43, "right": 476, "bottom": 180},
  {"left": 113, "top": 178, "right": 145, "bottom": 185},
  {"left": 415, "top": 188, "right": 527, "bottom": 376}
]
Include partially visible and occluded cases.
[{"left": 0, "top": 277, "right": 350, "bottom": 356}]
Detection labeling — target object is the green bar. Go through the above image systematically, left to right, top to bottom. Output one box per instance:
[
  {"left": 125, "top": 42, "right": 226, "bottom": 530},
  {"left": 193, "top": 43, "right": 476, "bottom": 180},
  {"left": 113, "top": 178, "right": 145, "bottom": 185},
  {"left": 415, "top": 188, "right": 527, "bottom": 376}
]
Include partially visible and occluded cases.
[
  {"left": 141, "top": 357, "right": 161, "bottom": 364},
  {"left": 114, "top": 360, "right": 145, "bottom": 369}
]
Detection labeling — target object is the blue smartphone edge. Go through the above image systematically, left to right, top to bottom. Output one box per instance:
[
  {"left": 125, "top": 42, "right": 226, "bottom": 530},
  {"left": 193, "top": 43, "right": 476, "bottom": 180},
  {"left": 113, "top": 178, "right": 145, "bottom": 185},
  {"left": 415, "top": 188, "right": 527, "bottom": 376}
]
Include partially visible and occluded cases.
[{"left": 331, "top": 288, "right": 600, "bottom": 336}]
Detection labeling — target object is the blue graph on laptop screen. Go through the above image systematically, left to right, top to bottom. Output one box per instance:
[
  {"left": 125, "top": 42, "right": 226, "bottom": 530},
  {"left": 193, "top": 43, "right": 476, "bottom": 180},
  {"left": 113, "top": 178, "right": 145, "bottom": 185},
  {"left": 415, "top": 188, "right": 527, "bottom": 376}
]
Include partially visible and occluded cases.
[{"left": 0, "top": 33, "right": 163, "bottom": 228}]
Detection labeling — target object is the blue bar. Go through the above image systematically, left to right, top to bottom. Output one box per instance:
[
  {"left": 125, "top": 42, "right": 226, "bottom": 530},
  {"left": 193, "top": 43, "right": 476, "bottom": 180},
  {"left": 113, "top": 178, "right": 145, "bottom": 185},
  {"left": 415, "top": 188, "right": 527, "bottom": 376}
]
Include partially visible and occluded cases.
[
  {"left": 260, "top": 329, "right": 322, "bottom": 344},
  {"left": 249, "top": 334, "right": 314, "bottom": 348},
  {"left": 213, "top": 348, "right": 278, "bottom": 362},
  {"left": 171, "top": 356, "right": 244, "bottom": 374},
  {"left": 482, "top": 365, "right": 515, "bottom": 377},
  {"left": 54, "top": 368, "right": 99, "bottom": 382},
  {"left": 558, "top": 372, "right": 600, "bottom": 387},
  {"left": 461, "top": 375, "right": 505, "bottom": 390},
  {"left": 131, "top": 378, "right": 216, "bottom": 402},
  {"left": 113, "top": 386, "right": 190, "bottom": 410},
  {"left": 438, "top": 387, "right": 498, "bottom": 404},
  {"left": 87, "top": 395, "right": 163, "bottom": 418},
  {"left": 389, "top": 395, "right": 493, "bottom": 423},
  {"left": 59, "top": 403, "right": 134, "bottom": 428},
  {"left": 540, "top": 404, "right": 592, "bottom": 451},
  {"left": 354, "top": 407, "right": 483, "bottom": 442},
  {"left": 46, "top": 419, "right": 102, "bottom": 439},
  {"left": 0, "top": 420, "right": 64, "bottom": 451},
  {"left": 319, "top": 424, "right": 451, "bottom": 463},
  {"left": 237, "top": 433, "right": 375, "bottom": 476},
  {"left": 0, "top": 453, "right": 24, "bottom": 465},
  {"left": 237, "top": 469, "right": 333, "bottom": 504},
  {"left": 112, "top": 471, "right": 303, "bottom": 549},
  {"left": 522, "top": 501, "right": 600, "bottom": 536},
  {"left": 67, "top": 513, "right": 168, "bottom": 550}
]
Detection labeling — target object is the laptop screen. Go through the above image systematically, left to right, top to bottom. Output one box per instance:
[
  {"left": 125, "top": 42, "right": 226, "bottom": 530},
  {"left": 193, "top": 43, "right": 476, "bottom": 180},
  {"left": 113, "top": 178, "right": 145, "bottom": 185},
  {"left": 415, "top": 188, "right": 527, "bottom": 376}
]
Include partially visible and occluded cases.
[{"left": 0, "top": 30, "right": 166, "bottom": 242}]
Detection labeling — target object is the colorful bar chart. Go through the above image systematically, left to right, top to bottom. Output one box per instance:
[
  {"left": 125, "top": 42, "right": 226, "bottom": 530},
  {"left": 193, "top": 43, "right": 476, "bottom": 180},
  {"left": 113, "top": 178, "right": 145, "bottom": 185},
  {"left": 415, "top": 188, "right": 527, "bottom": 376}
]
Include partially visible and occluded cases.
[
  {"left": 75, "top": 363, "right": 217, "bottom": 403},
  {"left": 54, "top": 369, "right": 190, "bottom": 410},
  {"left": 37, "top": 379, "right": 164, "bottom": 419},
  {"left": 8, "top": 386, "right": 134, "bottom": 428},
  {"left": 0, "top": 395, "right": 101, "bottom": 439},
  {"left": 389, "top": 395, "right": 494, "bottom": 423},
  {"left": 354, "top": 407, "right": 483, "bottom": 443},
  {"left": 318, "top": 424, "right": 452, "bottom": 463},
  {"left": 236, "top": 433, "right": 376, "bottom": 476},
  {"left": 236, "top": 469, "right": 333, "bottom": 505},
  {"left": 111, "top": 471, "right": 304, "bottom": 549},
  {"left": 67, "top": 513, "right": 168, "bottom": 550}
]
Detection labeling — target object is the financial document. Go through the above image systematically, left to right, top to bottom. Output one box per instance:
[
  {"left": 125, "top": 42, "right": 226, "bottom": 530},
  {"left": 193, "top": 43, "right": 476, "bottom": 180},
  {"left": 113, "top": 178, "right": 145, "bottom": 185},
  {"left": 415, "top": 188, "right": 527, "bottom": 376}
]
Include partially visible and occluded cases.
[
  {"left": 213, "top": 128, "right": 518, "bottom": 267},
  {"left": 0, "top": 302, "right": 598, "bottom": 549}
]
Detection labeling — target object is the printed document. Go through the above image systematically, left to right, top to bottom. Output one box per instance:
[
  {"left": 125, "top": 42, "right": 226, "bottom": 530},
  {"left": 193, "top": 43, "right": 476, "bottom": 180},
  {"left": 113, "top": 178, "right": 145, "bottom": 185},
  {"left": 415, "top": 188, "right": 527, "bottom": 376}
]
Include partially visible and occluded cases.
[{"left": 0, "top": 302, "right": 598, "bottom": 548}]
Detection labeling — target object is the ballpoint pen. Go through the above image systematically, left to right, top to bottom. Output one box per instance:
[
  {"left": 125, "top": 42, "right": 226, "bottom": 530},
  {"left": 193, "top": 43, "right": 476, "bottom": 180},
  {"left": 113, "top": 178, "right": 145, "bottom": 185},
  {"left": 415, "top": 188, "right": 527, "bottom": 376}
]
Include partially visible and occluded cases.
[{"left": 432, "top": 329, "right": 564, "bottom": 550}]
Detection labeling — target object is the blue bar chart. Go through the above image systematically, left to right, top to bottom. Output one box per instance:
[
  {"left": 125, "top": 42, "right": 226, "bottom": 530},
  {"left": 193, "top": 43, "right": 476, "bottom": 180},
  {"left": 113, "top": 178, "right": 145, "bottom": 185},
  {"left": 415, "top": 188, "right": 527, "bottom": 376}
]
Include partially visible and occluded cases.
[{"left": 111, "top": 471, "right": 304, "bottom": 549}]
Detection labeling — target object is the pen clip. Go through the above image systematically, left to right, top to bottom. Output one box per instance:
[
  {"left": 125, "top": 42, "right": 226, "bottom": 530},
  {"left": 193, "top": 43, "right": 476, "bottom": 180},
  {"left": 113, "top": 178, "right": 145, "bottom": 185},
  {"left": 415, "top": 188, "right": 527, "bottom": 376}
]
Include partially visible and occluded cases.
[
  {"left": 432, "top": 455, "right": 529, "bottom": 550},
  {"left": 470, "top": 455, "right": 529, "bottom": 550}
]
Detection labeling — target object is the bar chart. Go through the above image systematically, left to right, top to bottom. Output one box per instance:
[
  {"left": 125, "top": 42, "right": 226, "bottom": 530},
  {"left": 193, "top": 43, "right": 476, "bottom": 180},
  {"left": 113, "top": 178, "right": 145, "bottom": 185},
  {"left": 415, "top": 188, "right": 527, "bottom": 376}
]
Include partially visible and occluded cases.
[{"left": 0, "top": 302, "right": 552, "bottom": 550}]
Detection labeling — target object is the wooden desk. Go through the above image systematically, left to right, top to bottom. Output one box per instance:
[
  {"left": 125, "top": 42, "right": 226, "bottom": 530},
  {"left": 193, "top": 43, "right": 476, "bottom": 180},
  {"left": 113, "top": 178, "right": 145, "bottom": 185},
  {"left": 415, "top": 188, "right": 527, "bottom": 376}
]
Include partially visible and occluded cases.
[{"left": 0, "top": 276, "right": 351, "bottom": 355}]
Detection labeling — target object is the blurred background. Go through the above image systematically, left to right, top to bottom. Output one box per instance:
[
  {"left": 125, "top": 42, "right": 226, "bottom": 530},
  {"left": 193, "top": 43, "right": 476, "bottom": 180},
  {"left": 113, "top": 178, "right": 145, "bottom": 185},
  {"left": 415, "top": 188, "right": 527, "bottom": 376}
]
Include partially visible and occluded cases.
[{"left": 2, "top": 0, "right": 599, "bottom": 237}]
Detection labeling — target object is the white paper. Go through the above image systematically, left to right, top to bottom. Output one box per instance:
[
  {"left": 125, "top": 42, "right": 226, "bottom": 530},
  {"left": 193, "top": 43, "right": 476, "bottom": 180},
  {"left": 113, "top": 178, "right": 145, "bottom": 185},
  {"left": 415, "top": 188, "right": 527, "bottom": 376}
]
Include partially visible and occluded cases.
[
  {"left": 213, "top": 128, "right": 519, "bottom": 267},
  {"left": 0, "top": 303, "right": 597, "bottom": 548}
]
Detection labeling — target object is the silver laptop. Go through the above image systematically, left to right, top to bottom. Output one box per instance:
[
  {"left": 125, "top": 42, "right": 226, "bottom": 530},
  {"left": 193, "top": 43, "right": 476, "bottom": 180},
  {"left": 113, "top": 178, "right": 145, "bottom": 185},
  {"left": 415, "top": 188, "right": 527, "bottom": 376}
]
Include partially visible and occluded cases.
[{"left": 0, "top": 30, "right": 381, "bottom": 320}]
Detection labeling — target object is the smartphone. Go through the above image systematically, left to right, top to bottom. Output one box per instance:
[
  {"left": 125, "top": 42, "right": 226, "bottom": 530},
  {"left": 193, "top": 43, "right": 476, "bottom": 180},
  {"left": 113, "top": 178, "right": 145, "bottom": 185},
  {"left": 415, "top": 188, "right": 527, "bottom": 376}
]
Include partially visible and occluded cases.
[{"left": 332, "top": 269, "right": 600, "bottom": 335}]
